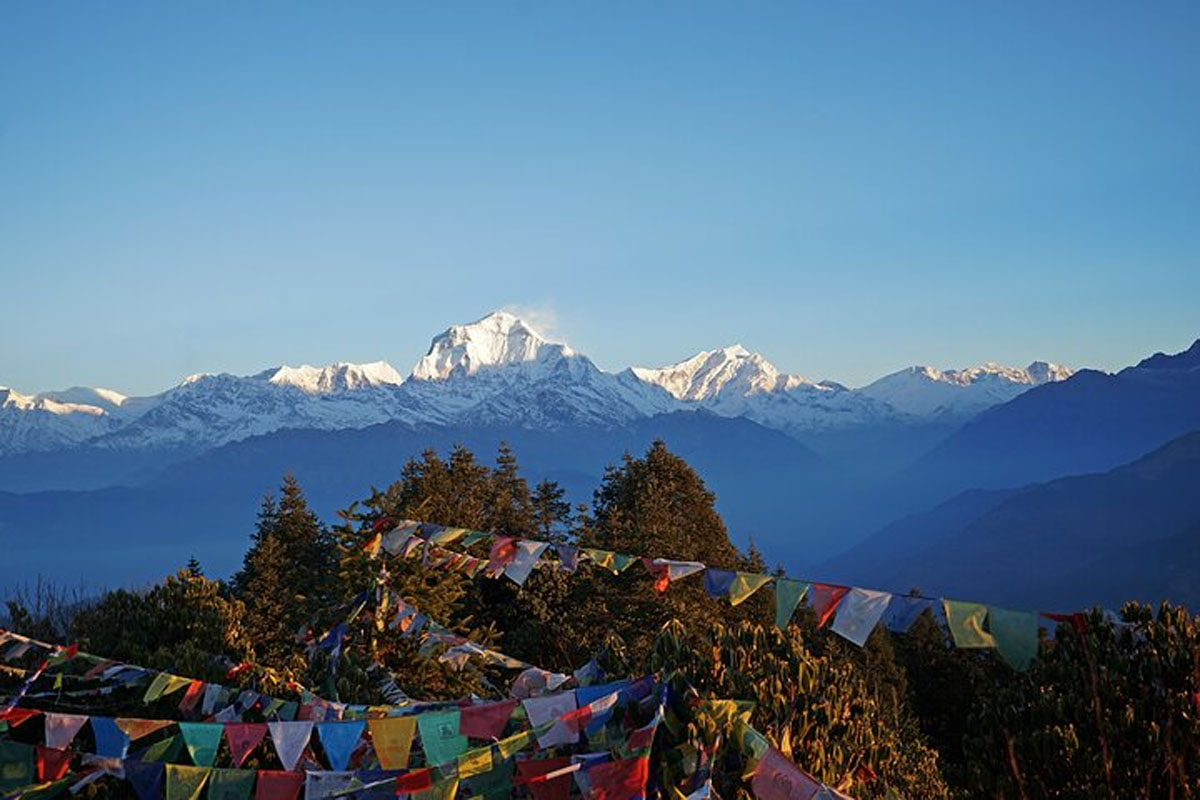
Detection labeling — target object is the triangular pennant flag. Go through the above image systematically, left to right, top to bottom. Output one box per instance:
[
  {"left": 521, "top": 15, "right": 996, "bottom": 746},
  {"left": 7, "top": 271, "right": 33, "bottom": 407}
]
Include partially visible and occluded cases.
[
  {"left": 504, "top": 541, "right": 550, "bottom": 586},
  {"left": 556, "top": 546, "right": 581, "bottom": 573},
  {"left": 610, "top": 553, "right": 638, "bottom": 573},
  {"left": 647, "top": 559, "right": 706, "bottom": 593},
  {"left": 703, "top": 569, "right": 737, "bottom": 598},
  {"left": 728, "top": 573, "right": 773, "bottom": 606},
  {"left": 774, "top": 580, "right": 809, "bottom": 629},
  {"left": 809, "top": 584, "right": 849, "bottom": 628},
  {"left": 830, "top": 588, "right": 893, "bottom": 647},
  {"left": 881, "top": 595, "right": 939, "bottom": 633},
  {"left": 943, "top": 600, "right": 997, "bottom": 649},
  {"left": 988, "top": 607, "right": 1039, "bottom": 670},
  {"left": 143, "top": 673, "right": 174, "bottom": 703},
  {"left": 460, "top": 699, "right": 518, "bottom": 740},
  {"left": 416, "top": 710, "right": 466, "bottom": 767},
  {"left": 43, "top": 714, "right": 87, "bottom": 751},
  {"left": 367, "top": 717, "right": 415, "bottom": 770},
  {"left": 90, "top": 718, "right": 131, "bottom": 759},
  {"left": 117, "top": 719, "right": 175, "bottom": 741},
  {"left": 267, "top": 721, "right": 313, "bottom": 772},
  {"left": 316, "top": 721, "right": 364, "bottom": 772},
  {"left": 178, "top": 722, "right": 224, "bottom": 767},
  {"left": 225, "top": 724, "right": 268, "bottom": 768},
  {"left": 141, "top": 734, "right": 186, "bottom": 764},
  {"left": 456, "top": 746, "right": 492, "bottom": 779},
  {"left": 35, "top": 747, "right": 71, "bottom": 782},
  {"left": 750, "top": 748, "right": 820, "bottom": 800},
  {"left": 515, "top": 756, "right": 573, "bottom": 800},
  {"left": 126, "top": 760, "right": 166, "bottom": 800},
  {"left": 165, "top": 765, "right": 210, "bottom": 800},
  {"left": 207, "top": 769, "right": 256, "bottom": 800},
  {"left": 253, "top": 771, "right": 303, "bottom": 800}
]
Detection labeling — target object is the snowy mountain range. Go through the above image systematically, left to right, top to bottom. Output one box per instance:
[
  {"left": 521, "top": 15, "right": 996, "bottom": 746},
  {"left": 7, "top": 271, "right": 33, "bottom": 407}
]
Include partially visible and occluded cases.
[{"left": 0, "top": 311, "right": 1074, "bottom": 456}]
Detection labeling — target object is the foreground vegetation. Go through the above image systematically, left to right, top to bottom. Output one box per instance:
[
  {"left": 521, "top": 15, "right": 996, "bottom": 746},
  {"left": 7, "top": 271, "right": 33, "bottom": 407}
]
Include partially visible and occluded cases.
[{"left": 5, "top": 442, "right": 1199, "bottom": 798}]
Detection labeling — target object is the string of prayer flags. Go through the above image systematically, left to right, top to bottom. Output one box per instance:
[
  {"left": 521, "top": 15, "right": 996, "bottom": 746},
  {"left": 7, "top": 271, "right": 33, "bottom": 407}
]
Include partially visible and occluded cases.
[
  {"left": 505, "top": 541, "right": 551, "bottom": 586},
  {"left": 703, "top": 570, "right": 737, "bottom": 599},
  {"left": 728, "top": 573, "right": 773, "bottom": 606},
  {"left": 774, "top": 580, "right": 809, "bottom": 630},
  {"left": 809, "top": 584, "right": 849, "bottom": 629},
  {"left": 829, "top": 588, "right": 892, "bottom": 647},
  {"left": 943, "top": 600, "right": 996, "bottom": 649},
  {"left": 987, "top": 607, "right": 1039, "bottom": 671},
  {"left": 522, "top": 692, "right": 578, "bottom": 749},
  {"left": 460, "top": 699, "right": 518, "bottom": 740},
  {"left": 416, "top": 710, "right": 467, "bottom": 767},
  {"left": 43, "top": 714, "right": 86, "bottom": 751},
  {"left": 90, "top": 717, "right": 131, "bottom": 759},
  {"left": 366, "top": 717, "right": 415, "bottom": 770},
  {"left": 267, "top": 721, "right": 313, "bottom": 772},
  {"left": 316, "top": 721, "right": 364, "bottom": 772},
  {"left": 178, "top": 722, "right": 223, "bottom": 767},
  {"left": 225, "top": 724, "right": 268, "bottom": 768},
  {"left": 750, "top": 747, "right": 821, "bottom": 800},
  {"left": 126, "top": 760, "right": 166, "bottom": 800},
  {"left": 164, "top": 764, "right": 210, "bottom": 800},
  {"left": 208, "top": 769, "right": 256, "bottom": 800},
  {"left": 254, "top": 770, "right": 304, "bottom": 800}
]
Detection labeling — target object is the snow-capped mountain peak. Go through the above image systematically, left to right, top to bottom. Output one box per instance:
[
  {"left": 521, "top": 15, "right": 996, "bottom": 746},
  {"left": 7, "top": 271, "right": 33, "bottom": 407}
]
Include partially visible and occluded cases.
[
  {"left": 410, "top": 311, "right": 573, "bottom": 381},
  {"left": 632, "top": 345, "right": 814, "bottom": 402},
  {"left": 859, "top": 360, "right": 1074, "bottom": 417},
  {"left": 264, "top": 361, "right": 404, "bottom": 394}
]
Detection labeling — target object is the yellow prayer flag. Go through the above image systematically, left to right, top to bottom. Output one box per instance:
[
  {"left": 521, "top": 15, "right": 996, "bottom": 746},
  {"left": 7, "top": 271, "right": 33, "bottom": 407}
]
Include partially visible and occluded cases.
[
  {"left": 368, "top": 716, "right": 416, "bottom": 770},
  {"left": 495, "top": 730, "right": 535, "bottom": 761},
  {"left": 456, "top": 747, "right": 493, "bottom": 779}
]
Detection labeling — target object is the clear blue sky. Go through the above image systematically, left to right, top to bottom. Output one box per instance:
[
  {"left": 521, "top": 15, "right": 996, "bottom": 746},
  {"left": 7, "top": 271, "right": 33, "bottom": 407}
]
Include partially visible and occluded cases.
[{"left": 2, "top": 2, "right": 1197, "bottom": 395}]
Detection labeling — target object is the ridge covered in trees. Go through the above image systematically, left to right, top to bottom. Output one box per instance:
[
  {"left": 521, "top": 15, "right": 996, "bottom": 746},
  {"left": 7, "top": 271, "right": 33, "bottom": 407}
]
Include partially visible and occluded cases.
[{"left": 4, "top": 441, "right": 1199, "bottom": 798}]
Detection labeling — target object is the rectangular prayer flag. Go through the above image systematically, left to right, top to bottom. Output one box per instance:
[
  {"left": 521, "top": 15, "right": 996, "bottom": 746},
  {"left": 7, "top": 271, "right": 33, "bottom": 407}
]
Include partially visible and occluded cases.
[
  {"left": 504, "top": 541, "right": 550, "bottom": 586},
  {"left": 703, "top": 569, "right": 736, "bottom": 599},
  {"left": 774, "top": 580, "right": 809, "bottom": 630},
  {"left": 809, "top": 584, "right": 849, "bottom": 628},
  {"left": 829, "top": 588, "right": 892, "bottom": 647},
  {"left": 943, "top": 600, "right": 997, "bottom": 649},
  {"left": 987, "top": 606, "right": 1039, "bottom": 670},
  {"left": 521, "top": 691, "right": 578, "bottom": 749},
  {"left": 460, "top": 699, "right": 518, "bottom": 740},
  {"left": 416, "top": 710, "right": 467, "bottom": 767},
  {"left": 456, "top": 746, "right": 493, "bottom": 779},
  {"left": 35, "top": 747, "right": 71, "bottom": 782},
  {"left": 750, "top": 748, "right": 820, "bottom": 800},
  {"left": 515, "top": 756, "right": 573, "bottom": 800},
  {"left": 165, "top": 764, "right": 210, "bottom": 800},
  {"left": 207, "top": 769, "right": 256, "bottom": 800},
  {"left": 254, "top": 770, "right": 303, "bottom": 800}
]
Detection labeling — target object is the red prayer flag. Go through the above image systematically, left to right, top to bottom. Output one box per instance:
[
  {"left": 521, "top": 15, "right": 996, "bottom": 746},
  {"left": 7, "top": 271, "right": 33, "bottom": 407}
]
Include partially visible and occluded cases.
[
  {"left": 810, "top": 584, "right": 849, "bottom": 628},
  {"left": 1041, "top": 612, "right": 1088, "bottom": 635},
  {"left": 178, "top": 680, "right": 205, "bottom": 713},
  {"left": 459, "top": 699, "right": 518, "bottom": 740},
  {"left": 0, "top": 708, "right": 41, "bottom": 727},
  {"left": 226, "top": 723, "right": 269, "bottom": 767},
  {"left": 36, "top": 746, "right": 72, "bottom": 781},
  {"left": 515, "top": 757, "right": 573, "bottom": 800},
  {"left": 586, "top": 757, "right": 649, "bottom": 800},
  {"left": 394, "top": 768, "right": 432, "bottom": 794},
  {"left": 255, "top": 770, "right": 304, "bottom": 800}
]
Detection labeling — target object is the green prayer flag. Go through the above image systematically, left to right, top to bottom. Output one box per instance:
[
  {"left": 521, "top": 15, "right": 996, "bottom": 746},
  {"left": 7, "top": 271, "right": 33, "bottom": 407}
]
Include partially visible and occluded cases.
[
  {"left": 462, "top": 531, "right": 490, "bottom": 548},
  {"left": 609, "top": 553, "right": 638, "bottom": 573},
  {"left": 728, "top": 573, "right": 772, "bottom": 606},
  {"left": 774, "top": 580, "right": 809, "bottom": 629},
  {"left": 943, "top": 600, "right": 997, "bottom": 648},
  {"left": 988, "top": 606, "right": 1039, "bottom": 670},
  {"left": 143, "top": 673, "right": 173, "bottom": 703},
  {"left": 417, "top": 710, "right": 467, "bottom": 767},
  {"left": 179, "top": 722, "right": 224, "bottom": 767},
  {"left": 141, "top": 735, "right": 186, "bottom": 763},
  {"left": 0, "top": 740, "right": 35, "bottom": 793},
  {"left": 467, "top": 759, "right": 513, "bottom": 800},
  {"left": 166, "top": 765, "right": 210, "bottom": 800},
  {"left": 206, "top": 769, "right": 255, "bottom": 800}
]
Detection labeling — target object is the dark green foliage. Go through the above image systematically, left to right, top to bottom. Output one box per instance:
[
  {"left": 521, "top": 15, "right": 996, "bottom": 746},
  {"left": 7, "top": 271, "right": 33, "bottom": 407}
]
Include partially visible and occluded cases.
[{"left": 232, "top": 475, "right": 338, "bottom": 669}]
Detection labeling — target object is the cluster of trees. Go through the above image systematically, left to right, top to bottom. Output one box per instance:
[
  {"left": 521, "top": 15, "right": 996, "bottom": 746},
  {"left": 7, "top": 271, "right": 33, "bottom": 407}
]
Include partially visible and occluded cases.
[{"left": 4, "top": 441, "right": 1199, "bottom": 798}]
